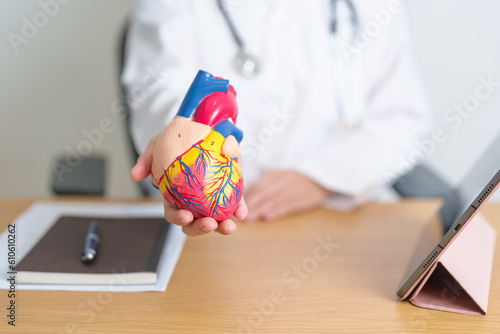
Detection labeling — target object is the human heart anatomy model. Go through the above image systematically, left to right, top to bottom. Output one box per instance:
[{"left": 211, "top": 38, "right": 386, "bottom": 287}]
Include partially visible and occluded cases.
[{"left": 151, "top": 70, "right": 244, "bottom": 221}]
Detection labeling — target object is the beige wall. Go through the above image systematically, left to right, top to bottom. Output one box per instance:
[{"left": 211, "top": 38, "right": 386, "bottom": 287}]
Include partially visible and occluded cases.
[
  {"left": 0, "top": 0, "right": 499, "bottom": 200},
  {"left": 0, "top": 0, "right": 138, "bottom": 197},
  {"left": 404, "top": 0, "right": 500, "bottom": 197}
]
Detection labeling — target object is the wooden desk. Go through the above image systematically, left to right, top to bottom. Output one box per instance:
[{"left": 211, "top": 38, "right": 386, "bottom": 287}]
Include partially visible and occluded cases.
[{"left": 1, "top": 198, "right": 499, "bottom": 334}]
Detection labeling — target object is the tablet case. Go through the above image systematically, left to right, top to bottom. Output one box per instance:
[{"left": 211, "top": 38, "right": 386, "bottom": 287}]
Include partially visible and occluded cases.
[{"left": 408, "top": 213, "right": 497, "bottom": 316}]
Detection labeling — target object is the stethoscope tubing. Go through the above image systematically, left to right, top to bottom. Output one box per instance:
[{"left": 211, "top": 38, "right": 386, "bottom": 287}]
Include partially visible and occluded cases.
[
  {"left": 216, "top": 0, "right": 364, "bottom": 127},
  {"left": 216, "top": 0, "right": 247, "bottom": 56}
]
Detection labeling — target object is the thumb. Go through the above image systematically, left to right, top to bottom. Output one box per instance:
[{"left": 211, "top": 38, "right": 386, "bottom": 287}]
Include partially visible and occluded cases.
[{"left": 130, "top": 135, "right": 158, "bottom": 182}]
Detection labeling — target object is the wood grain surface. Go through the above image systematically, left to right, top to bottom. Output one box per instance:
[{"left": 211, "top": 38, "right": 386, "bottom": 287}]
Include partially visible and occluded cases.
[{"left": 0, "top": 198, "right": 499, "bottom": 334}]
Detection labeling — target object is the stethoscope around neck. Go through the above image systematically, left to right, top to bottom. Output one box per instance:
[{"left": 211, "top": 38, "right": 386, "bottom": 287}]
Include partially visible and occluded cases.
[
  {"left": 216, "top": 0, "right": 364, "bottom": 128},
  {"left": 216, "top": 0, "right": 360, "bottom": 78},
  {"left": 216, "top": 0, "right": 260, "bottom": 77}
]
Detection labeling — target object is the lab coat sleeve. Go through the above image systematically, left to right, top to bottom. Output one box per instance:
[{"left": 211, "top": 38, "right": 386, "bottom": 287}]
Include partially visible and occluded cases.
[
  {"left": 121, "top": 0, "right": 199, "bottom": 154},
  {"left": 293, "top": 12, "right": 433, "bottom": 211}
]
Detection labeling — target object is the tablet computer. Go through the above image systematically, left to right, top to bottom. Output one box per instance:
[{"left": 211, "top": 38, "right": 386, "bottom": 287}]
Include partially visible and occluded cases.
[{"left": 397, "top": 134, "right": 500, "bottom": 299}]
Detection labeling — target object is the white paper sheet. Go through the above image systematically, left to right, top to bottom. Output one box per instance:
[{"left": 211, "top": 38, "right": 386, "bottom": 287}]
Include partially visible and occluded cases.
[{"left": 0, "top": 201, "right": 186, "bottom": 292}]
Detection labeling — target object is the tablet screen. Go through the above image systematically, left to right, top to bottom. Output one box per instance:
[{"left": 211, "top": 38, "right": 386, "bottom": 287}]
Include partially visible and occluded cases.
[{"left": 440, "top": 134, "right": 500, "bottom": 231}]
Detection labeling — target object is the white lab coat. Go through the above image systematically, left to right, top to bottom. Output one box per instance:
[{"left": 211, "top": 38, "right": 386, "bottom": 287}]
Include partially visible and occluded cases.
[{"left": 122, "top": 0, "right": 432, "bottom": 211}]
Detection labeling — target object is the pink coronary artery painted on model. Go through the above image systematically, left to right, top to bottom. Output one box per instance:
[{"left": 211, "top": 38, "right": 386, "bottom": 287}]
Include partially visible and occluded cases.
[{"left": 151, "top": 70, "right": 244, "bottom": 221}]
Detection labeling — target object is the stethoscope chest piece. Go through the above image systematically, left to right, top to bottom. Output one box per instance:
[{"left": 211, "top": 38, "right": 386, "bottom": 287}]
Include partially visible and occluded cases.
[
  {"left": 217, "top": 0, "right": 260, "bottom": 78},
  {"left": 236, "top": 52, "right": 260, "bottom": 78}
]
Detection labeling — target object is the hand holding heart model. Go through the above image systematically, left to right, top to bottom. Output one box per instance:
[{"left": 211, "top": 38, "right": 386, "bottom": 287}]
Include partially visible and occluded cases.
[{"left": 151, "top": 70, "right": 244, "bottom": 221}]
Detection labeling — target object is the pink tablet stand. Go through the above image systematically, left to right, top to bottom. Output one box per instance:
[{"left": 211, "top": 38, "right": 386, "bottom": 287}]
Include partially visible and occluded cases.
[{"left": 409, "top": 213, "right": 497, "bottom": 316}]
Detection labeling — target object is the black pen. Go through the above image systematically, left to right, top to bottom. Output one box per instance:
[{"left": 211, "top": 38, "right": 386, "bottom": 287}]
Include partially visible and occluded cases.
[{"left": 81, "top": 221, "right": 100, "bottom": 263}]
